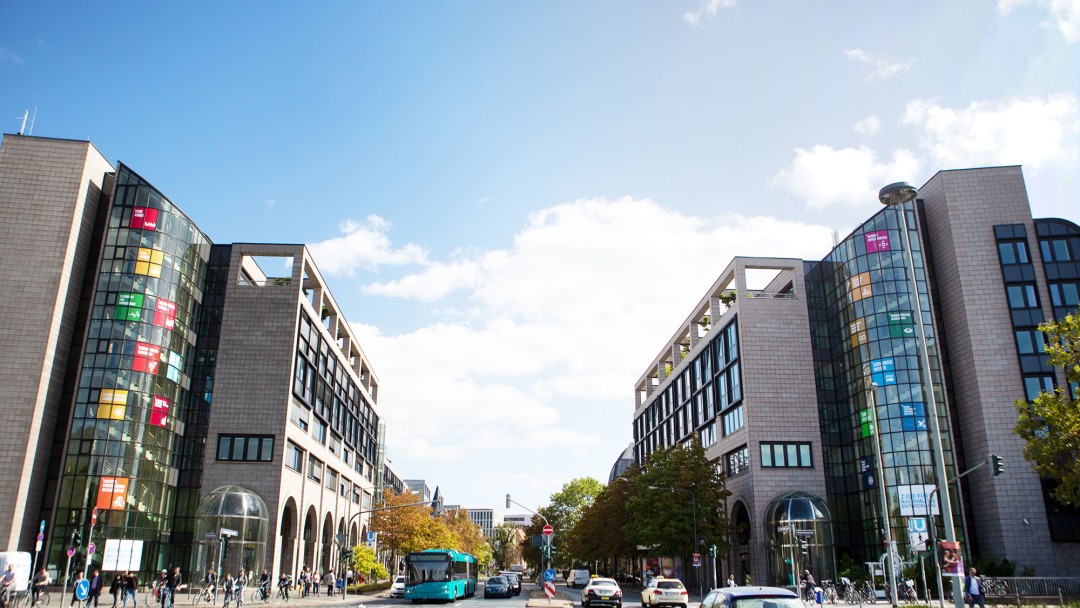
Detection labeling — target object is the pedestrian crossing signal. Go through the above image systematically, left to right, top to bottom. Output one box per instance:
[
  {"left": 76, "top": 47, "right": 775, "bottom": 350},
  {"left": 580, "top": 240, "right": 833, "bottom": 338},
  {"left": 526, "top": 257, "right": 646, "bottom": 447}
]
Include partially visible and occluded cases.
[{"left": 991, "top": 454, "right": 1004, "bottom": 477}]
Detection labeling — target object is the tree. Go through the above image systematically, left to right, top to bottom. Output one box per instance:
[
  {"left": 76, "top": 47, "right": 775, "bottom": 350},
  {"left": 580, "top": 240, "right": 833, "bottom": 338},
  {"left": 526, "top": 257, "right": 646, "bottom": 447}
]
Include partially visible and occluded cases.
[
  {"left": 1015, "top": 312, "right": 1080, "bottom": 506},
  {"left": 626, "top": 439, "right": 731, "bottom": 584},
  {"left": 569, "top": 465, "right": 640, "bottom": 567},
  {"left": 371, "top": 489, "right": 457, "bottom": 572},
  {"left": 442, "top": 509, "right": 493, "bottom": 566},
  {"left": 491, "top": 523, "right": 522, "bottom": 570},
  {"left": 351, "top": 544, "right": 389, "bottom": 582}
]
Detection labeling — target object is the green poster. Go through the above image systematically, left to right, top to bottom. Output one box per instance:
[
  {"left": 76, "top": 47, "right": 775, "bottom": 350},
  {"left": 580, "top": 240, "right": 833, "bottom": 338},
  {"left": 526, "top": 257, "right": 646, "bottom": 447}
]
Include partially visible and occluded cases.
[
  {"left": 118, "top": 293, "right": 144, "bottom": 308},
  {"left": 115, "top": 306, "right": 142, "bottom": 322},
  {"left": 889, "top": 311, "right": 915, "bottom": 338},
  {"left": 858, "top": 409, "right": 872, "bottom": 423},
  {"left": 861, "top": 421, "right": 876, "bottom": 438}
]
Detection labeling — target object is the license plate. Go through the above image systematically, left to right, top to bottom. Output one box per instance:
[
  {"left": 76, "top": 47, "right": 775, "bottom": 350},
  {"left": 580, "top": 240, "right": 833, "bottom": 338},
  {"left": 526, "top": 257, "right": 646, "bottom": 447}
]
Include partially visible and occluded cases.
[{"left": 601, "top": 597, "right": 609, "bottom": 600}]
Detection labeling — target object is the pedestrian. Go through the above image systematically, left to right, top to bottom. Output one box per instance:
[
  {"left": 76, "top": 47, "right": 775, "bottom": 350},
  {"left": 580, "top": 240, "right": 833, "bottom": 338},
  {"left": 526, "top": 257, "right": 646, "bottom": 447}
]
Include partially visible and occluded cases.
[
  {"left": 2, "top": 565, "right": 17, "bottom": 608},
  {"left": 164, "top": 567, "right": 181, "bottom": 608},
  {"left": 964, "top": 568, "right": 985, "bottom": 608},
  {"left": 89, "top": 569, "right": 103, "bottom": 608},
  {"left": 70, "top": 570, "right": 86, "bottom": 607},
  {"left": 236, "top": 571, "right": 247, "bottom": 606},
  {"left": 312, "top": 571, "right": 320, "bottom": 597},
  {"left": 124, "top": 572, "right": 138, "bottom": 608},
  {"left": 325, "top": 572, "right": 335, "bottom": 597},
  {"left": 109, "top": 574, "right": 122, "bottom": 608},
  {"left": 727, "top": 574, "right": 736, "bottom": 587}
]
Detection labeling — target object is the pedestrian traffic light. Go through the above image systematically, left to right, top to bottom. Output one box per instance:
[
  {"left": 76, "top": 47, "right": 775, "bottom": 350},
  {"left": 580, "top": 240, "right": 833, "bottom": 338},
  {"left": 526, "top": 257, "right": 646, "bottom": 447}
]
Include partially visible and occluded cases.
[
  {"left": 991, "top": 454, "right": 1004, "bottom": 477},
  {"left": 70, "top": 530, "right": 82, "bottom": 547}
]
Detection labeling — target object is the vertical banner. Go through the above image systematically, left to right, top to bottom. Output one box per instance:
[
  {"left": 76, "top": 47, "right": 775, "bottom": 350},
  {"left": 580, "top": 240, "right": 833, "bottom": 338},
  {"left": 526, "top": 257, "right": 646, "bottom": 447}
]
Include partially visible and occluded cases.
[
  {"left": 130, "top": 207, "right": 159, "bottom": 231},
  {"left": 864, "top": 230, "right": 892, "bottom": 253},
  {"left": 150, "top": 396, "right": 170, "bottom": 428},
  {"left": 96, "top": 477, "right": 129, "bottom": 510},
  {"left": 940, "top": 541, "right": 964, "bottom": 576}
]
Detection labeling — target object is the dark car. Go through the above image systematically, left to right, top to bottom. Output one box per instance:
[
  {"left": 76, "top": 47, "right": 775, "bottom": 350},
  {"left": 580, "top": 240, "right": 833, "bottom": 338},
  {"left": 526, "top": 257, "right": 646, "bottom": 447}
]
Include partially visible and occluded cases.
[
  {"left": 499, "top": 572, "right": 522, "bottom": 596},
  {"left": 485, "top": 576, "right": 513, "bottom": 599},
  {"left": 698, "top": 586, "right": 801, "bottom": 608}
]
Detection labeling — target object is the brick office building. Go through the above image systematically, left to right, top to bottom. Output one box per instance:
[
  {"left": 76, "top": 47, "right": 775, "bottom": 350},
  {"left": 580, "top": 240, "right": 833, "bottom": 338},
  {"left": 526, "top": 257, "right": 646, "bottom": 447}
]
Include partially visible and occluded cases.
[{"left": 631, "top": 166, "right": 1079, "bottom": 584}]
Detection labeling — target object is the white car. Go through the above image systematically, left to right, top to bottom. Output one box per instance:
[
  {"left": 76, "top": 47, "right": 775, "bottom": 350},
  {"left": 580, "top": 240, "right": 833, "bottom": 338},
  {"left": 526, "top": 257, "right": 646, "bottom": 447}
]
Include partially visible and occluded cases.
[
  {"left": 389, "top": 575, "right": 406, "bottom": 597},
  {"left": 581, "top": 577, "right": 623, "bottom": 608},
  {"left": 641, "top": 578, "right": 688, "bottom": 608}
]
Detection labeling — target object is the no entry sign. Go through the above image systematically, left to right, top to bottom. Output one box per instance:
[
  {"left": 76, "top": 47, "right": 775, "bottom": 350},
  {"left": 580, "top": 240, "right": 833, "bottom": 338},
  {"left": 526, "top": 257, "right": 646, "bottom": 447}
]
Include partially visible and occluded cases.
[{"left": 543, "top": 525, "right": 554, "bottom": 536}]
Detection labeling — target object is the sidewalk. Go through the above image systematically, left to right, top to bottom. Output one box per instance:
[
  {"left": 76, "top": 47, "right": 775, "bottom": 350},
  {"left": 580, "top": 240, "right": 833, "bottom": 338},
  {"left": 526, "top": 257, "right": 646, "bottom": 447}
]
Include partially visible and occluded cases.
[{"left": 164, "top": 588, "right": 386, "bottom": 607}]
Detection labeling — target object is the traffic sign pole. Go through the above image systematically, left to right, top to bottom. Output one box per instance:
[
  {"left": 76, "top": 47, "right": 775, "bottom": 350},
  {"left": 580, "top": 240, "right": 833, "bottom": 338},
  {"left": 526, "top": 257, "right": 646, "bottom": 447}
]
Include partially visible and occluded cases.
[{"left": 30, "top": 521, "right": 45, "bottom": 591}]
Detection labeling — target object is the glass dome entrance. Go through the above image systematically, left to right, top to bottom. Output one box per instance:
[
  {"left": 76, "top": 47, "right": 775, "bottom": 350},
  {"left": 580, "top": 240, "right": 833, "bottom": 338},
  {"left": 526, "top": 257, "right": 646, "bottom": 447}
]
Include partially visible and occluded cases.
[
  {"left": 194, "top": 486, "right": 269, "bottom": 578},
  {"left": 764, "top": 492, "right": 835, "bottom": 588}
]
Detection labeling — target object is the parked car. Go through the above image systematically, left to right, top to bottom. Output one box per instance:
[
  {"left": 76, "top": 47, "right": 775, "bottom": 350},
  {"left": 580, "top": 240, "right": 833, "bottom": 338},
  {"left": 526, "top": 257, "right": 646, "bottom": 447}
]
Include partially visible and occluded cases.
[
  {"left": 499, "top": 571, "right": 522, "bottom": 596},
  {"left": 389, "top": 575, "right": 406, "bottom": 598},
  {"left": 484, "top": 576, "right": 514, "bottom": 599},
  {"left": 581, "top": 577, "right": 623, "bottom": 608},
  {"left": 642, "top": 578, "right": 689, "bottom": 608},
  {"left": 697, "top": 586, "right": 800, "bottom": 608}
]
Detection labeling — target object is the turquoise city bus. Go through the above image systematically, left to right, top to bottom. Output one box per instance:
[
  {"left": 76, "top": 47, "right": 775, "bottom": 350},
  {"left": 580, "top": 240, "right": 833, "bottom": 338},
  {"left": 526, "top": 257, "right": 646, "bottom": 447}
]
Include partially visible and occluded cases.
[{"left": 403, "top": 549, "right": 478, "bottom": 602}]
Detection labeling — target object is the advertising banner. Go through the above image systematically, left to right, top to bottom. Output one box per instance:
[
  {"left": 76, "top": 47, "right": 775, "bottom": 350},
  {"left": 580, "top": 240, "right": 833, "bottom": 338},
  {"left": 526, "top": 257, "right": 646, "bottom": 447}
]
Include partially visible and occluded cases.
[
  {"left": 130, "top": 207, "right": 159, "bottom": 231},
  {"left": 864, "top": 230, "right": 891, "bottom": 253},
  {"left": 849, "top": 272, "right": 873, "bottom": 302},
  {"left": 153, "top": 298, "right": 177, "bottom": 330},
  {"left": 888, "top": 311, "right": 915, "bottom": 338},
  {"left": 133, "top": 342, "right": 163, "bottom": 374},
  {"left": 870, "top": 358, "right": 896, "bottom": 386},
  {"left": 97, "top": 389, "right": 128, "bottom": 420},
  {"left": 150, "top": 396, "right": 170, "bottom": 428},
  {"left": 96, "top": 477, "right": 129, "bottom": 510},
  {"left": 897, "top": 484, "right": 939, "bottom": 516},
  {"left": 102, "top": 539, "right": 144, "bottom": 571},
  {"left": 940, "top": 541, "right": 963, "bottom": 576}
]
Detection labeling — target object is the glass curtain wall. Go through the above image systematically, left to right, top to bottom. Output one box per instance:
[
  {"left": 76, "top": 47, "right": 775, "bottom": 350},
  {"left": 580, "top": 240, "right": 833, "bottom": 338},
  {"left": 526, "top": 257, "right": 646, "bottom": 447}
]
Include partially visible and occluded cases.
[
  {"left": 49, "top": 164, "right": 212, "bottom": 579},
  {"left": 805, "top": 202, "right": 962, "bottom": 569}
]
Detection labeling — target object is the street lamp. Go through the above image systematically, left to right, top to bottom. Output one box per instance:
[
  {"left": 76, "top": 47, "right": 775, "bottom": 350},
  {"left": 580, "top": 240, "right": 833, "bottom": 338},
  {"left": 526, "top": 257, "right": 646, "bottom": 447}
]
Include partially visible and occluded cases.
[
  {"left": 878, "top": 182, "right": 963, "bottom": 608},
  {"left": 866, "top": 382, "right": 898, "bottom": 608},
  {"left": 647, "top": 486, "right": 701, "bottom": 599},
  {"left": 506, "top": 494, "right": 551, "bottom": 576}
]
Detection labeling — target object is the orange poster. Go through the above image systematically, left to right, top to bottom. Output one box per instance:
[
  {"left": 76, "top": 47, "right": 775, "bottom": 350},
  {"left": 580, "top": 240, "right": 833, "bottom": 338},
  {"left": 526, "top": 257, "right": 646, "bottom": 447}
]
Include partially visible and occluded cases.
[{"left": 96, "top": 476, "right": 129, "bottom": 510}]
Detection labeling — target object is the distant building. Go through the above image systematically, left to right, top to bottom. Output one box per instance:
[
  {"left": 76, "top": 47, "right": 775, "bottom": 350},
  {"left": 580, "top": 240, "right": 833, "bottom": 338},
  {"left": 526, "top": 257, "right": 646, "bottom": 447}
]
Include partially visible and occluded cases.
[
  {"left": 608, "top": 443, "right": 635, "bottom": 483},
  {"left": 404, "top": 480, "right": 431, "bottom": 502},
  {"left": 467, "top": 508, "right": 504, "bottom": 540},
  {"left": 503, "top": 514, "right": 535, "bottom": 530}
]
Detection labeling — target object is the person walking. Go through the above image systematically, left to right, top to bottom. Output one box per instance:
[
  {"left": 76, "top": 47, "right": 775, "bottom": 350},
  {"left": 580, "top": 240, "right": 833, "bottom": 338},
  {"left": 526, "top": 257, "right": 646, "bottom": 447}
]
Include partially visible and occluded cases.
[
  {"left": 964, "top": 568, "right": 985, "bottom": 608},
  {"left": 88, "top": 570, "right": 103, "bottom": 608},
  {"left": 70, "top": 571, "right": 86, "bottom": 608},
  {"left": 236, "top": 571, "right": 247, "bottom": 606},
  {"left": 311, "top": 572, "right": 320, "bottom": 597},
  {"left": 325, "top": 572, "right": 335, "bottom": 598},
  {"left": 108, "top": 574, "right": 122, "bottom": 608},
  {"left": 727, "top": 574, "right": 736, "bottom": 587}
]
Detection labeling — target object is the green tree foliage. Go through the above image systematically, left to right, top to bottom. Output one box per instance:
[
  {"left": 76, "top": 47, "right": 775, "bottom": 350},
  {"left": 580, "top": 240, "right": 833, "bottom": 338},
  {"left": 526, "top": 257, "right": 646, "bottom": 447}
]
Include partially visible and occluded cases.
[
  {"left": 1014, "top": 313, "right": 1080, "bottom": 506},
  {"left": 626, "top": 439, "right": 732, "bottom": 561},
  {"left": 569, "top": 465, "right": 641, "bottom": 562},
  {"left": 522, "top": 477, "right": 603, "bottom": 570},
  {"left": 441, "top": 509, "right": 493, "bottom": 566},
  {"left": 491, "top": 523, "right": 522, "bottom": 571},
  {"left": 351, "top": 544, "right": 390, "bottom": 581}
]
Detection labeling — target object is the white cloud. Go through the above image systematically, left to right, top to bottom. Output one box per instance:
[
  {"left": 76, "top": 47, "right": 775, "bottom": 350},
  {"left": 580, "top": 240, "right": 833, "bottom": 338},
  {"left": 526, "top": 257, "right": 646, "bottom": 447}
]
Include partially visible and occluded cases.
[
  {"left": 683, "top": 0, "right": 737, "bottom": 27},
  {"left": 998, "top": 0, "right": 1080, "bottom": 43},
  {"left": 0, "top": 48, "right": 23, "bottom": 65},
  {"left": 843, "top": 48, "right": 914, "bottom": 81},
  {"left": 902, "top": 94, "right": 1080, "bottom": 170},
  {"left": 854, "top": 115, "right": 881, "bottom": 136},
  {"left": 769, "top": 145, "right": 921, "bottom": 209},
  {"left": 264, "top": 198, "right": 276, "bottom": 208},
  {"left": 343, "top": 199, "right": 835, "bottom": 507},
  {"left": 307, "top": 215, "right": 428, "bottom": 277},
  {"left": 364, "top": 259, "right": 482, "bottom": 301}
]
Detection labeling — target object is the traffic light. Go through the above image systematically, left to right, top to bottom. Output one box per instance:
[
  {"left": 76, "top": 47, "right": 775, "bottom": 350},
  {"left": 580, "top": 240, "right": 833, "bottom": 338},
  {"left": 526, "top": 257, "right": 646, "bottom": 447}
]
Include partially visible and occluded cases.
[
  {"left": 991, "top": 454, "right": 1004, "bottom": 477},
  {"left": 506, "top": 494, "right": 511, "bottom": 509},
  {"left": 70, "top": 530, "right": 82, "bottom": 548},
  {"left": 797, "top": 539, "right": 809, "bottom": 556},
  {"left": 709, "top": 545, "right": 717, "bottom": 558}
]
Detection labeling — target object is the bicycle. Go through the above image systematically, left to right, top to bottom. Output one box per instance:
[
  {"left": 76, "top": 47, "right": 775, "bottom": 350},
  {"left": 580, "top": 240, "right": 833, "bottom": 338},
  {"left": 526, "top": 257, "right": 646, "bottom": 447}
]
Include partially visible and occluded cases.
[
  {"left": 982, "top": 578, "right": 1007, "bottom": 597},
  {"left": 820, "top": 581, "right": 840, "bottom": 605},
  {"left": 143, "top": 586, "right": 163, "bottom": 608},
  {"left": 192, "top": 586, "right": 215, "bottom": 605},
  {"left": 248, "top": 586, "right": 272, "bottom": 605},
  {"left": 272, "top": 587, "right": 291, "bottom": 605}
]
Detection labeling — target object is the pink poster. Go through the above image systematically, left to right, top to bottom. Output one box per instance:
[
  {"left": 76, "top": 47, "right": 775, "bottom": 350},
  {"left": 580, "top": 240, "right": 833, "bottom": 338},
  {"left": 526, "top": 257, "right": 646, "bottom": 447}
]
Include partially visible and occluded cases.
[
  {"left": 130, "top": 207, "right": 159, "bottom": 231},
  {"left": 865, "top": 230, "right": 891, "bottom": 253},
  {"left": 153, "top": 298, "right": 177, "bottom": 330},
  {"left": 150, "top": 396, "right": 170, "bottom": 427}
]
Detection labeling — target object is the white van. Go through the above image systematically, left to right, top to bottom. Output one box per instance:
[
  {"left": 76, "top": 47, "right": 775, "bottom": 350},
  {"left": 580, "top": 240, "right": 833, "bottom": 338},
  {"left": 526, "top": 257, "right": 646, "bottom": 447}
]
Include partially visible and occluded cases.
[
  {"left": 0, "top": 552, "right": 31, "bottom": 592},
  {"left": 568, "top": 570, "right": 591, "bottom": 588}
]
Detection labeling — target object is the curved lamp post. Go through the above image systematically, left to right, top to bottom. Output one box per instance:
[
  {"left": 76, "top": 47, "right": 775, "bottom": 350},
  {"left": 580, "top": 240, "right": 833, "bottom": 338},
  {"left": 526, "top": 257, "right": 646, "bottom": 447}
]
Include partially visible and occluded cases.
[
  {"left": 877, "top": 182, "right": 962, "bottom": 608},
  {"left": 647, "top": 486, "right": 701, "bottom": 599}
]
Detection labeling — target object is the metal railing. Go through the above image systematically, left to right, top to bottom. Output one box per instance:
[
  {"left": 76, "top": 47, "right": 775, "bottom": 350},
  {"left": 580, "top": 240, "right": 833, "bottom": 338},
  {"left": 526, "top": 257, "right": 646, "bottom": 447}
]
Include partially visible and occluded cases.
[{"left": 984, "top": 576, "right": 1080, "bottom": 600}]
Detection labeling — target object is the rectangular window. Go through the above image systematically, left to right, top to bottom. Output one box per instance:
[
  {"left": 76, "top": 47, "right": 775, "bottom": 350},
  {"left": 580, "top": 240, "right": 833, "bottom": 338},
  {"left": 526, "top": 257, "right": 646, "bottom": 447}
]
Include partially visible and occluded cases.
[
  {"left": 998, "top": 241, "right": 1029, "bottom": 265},
  {"left": 1050, "top": 282, "right": 1080, "bottom": 308},
  {"left": 1007, "top": 284, "right": 1039, "bottom": 309},
  {"left": 727, "top": 323, "right": 738, "bottom": 361},
  {"left": 1015, "top": 329, "right": 1047, "bottom": 354},
  {"left": 730, "top": 363, "right": 742, "bottom": 402},
  {"left": 1023, "top": 375, "right": 1054, "bottom": 401},
  {"left": 290, "top": 403, "right": 309, "bottom": 431},
  {"left": 722, "top": 405, "right": 744, "bottom": 436},
  {"left": 315, "top": 420, "right": 328, "bottom": 444},
  {"left": 216, "top": 435, "right": 274, "bottom": 462},
  {"left": 285, "top": 442, "right": 303, "bottom": 471},
  {"left": 759, "top": 442, "right": 813, "bottom": 468},
  {"left": 725, "top": 445, "right": 749, "bottom": 477},
  {"left": 308, "top": 457, "right": 323, "bottom": 483},
  {"left": 326, "top": 468, "right": 338, "bottom": 490}
]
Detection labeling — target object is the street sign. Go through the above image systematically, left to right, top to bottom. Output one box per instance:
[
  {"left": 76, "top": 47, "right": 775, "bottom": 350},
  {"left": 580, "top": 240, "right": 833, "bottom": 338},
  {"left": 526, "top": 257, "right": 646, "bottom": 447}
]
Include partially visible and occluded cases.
[
  {"left": 91, "top": 508, "right": 98, "bottom": 526},
  {"left": 908, "top": 517, "right": 928, "bottom": 552},
  {"left": 39, "top": 520, "right": 46, "bottom": 533},
  {"left": 542, "top": 525, "right": 554, "bottom": 536},
  {"left": 776, "top": 525, "right": 792, "bottom": 533},
  {"left": 219, "top": 528, "right": 238, "bottom": 537},
  {"left": 795, "top": 530, "right": 814, "bottom": 537},
  {"left": 203, "top": 532, "right": 219, "bottom": 541},
  {"left": 37, "top": 533, "right": 44, "bottom": 542},
  {"left": 35, "top": 541, "right": 41, "bottom": 552},
  {"left": 88, "top": 542, "right": 96, "bottom": 555},
  {"left": 66, "top": 547, "right": 76, "bottom": 558},
  {"left": 692, "top": 553, "right": 701, "bottom": 567},
  {"left": 544, "top": 569, "right": 557, "bottom": 582},
  {"left": 75, "top": 580, "right": 90, "bottom": 601},
  {"left": 544, "top": 582, "right": 556, "bottom": 598}
]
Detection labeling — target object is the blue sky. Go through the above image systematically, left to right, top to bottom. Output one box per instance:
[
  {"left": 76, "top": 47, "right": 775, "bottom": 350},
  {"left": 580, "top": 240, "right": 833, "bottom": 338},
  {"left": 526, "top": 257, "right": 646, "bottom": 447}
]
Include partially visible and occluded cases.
[{"left": 3, "top": 1, "right": 1078, "bottom": 515}]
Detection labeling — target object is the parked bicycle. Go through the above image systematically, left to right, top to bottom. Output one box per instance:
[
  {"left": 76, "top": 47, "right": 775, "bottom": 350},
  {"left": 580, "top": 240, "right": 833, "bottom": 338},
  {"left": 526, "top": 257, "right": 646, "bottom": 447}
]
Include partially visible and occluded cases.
[
  {"left": 982, "top": 578, "right": 1008, "bottom": 597},
  {"left": 819, "top": 580, "right": 840, "bottom": 604}
]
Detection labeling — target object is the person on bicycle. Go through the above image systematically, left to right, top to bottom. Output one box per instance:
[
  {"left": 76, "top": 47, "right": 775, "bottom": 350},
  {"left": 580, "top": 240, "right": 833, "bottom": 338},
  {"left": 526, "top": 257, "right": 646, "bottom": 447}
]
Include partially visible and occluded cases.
[
  {"left": 1, "top": 564, "right": 17, "bottom": 608},
  {"left": 32, "top": 567, "right": 51, "bottom": 605},
  {"left": 163, "top": 567, "right": 181, "bottom": 608},
  {"left": 153, "top": 570, "right": 166, "bottom": 605},
  {"left": 800, "top": 570, "right": 816, "bottom": 601},
  {"left": 235, "top": 571, "right": 247, "bottom": 606},
  {"left": 257, "top": 571, "right": 270, "bottom": 602},
  {"left": 221, "top": 574, "right": 235, "bottom": 607},
  {"left": 276, "top": 574, "right": 291, "bottom": 602}
]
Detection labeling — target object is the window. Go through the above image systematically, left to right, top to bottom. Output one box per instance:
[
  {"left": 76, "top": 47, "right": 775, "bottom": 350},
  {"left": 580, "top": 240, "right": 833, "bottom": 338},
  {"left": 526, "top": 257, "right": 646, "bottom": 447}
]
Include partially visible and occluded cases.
[
  {"left": 1041, "top": 238, "right": 1073, "bottom": 262},
  {"left": 998, "top": 241, "right": 1029, "bottom": 265},
  {"left": 1050, "top": 282, "right": 1080, "bottom": 308},
  {"left": 1007, "top": 284, "right": 1039, "bottom": 309},
  {"left": 727, "top": 323, "right": 738, "bottom": 361},
  {"left": 1015, "top": 329, "right": 1047, "bottom": 354},
  {"left": 730, "top": 363, "right": 742, "bottom": 402},
  {"left": 1023, "top": 375, "right": 1054, "bottom": 402},
  {"left": 290, "top": 403, "right": 309, "bottom": 431},
  {"left": 722, "top": 406, "right": 744, "bottom": 436},
  {"left": 315, "top": 420, "right": 328, "bottom": 444},
  {"left": 216, "top": 435, "right": 274, "bottom": 462},
  {"left": 285, "top": 442, "right": 303, "bottom": 471},
  {"left": 759, "top": 442, "right": 813, "bottom": 468},
  {"left": 725, "top": 446, "right": 749, "bottom": 477},
  {"left": 308, "top": 457, "right": 323, "bottom": 483},
  {"left": 326, "top": 467, "right": 338, "bottom": 490}
]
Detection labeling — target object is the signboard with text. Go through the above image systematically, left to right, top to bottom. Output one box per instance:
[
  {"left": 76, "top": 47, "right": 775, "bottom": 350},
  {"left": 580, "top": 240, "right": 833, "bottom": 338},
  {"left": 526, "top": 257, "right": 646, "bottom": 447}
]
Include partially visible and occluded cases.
[{"left": 96, "top": 477, "right": 129, "bottom": 510}]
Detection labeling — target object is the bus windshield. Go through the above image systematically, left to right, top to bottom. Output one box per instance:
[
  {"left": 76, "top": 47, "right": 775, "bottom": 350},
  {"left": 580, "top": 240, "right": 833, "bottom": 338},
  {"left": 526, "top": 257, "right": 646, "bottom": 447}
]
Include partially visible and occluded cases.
[{"left": 406, "top": 557, "right": 452, "bottom": 585}]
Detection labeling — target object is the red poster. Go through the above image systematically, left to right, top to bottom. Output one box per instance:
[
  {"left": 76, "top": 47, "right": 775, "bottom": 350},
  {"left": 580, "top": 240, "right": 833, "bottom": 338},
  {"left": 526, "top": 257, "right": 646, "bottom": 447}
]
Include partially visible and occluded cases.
[
  {"left": 130, "top": 207, "right": 159, "bottom": 231},
  {"left": 152, "top": 298, "right": 177, "bottom": 330},
  {"left": 132, "top": 342, "right": 162, "bottom": 374},
  {"left": 150, "top": 396, "right": 170, "bottom": 428},
  {"left": 96, "top": 476, "right": 129, "bottom": 510}
]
